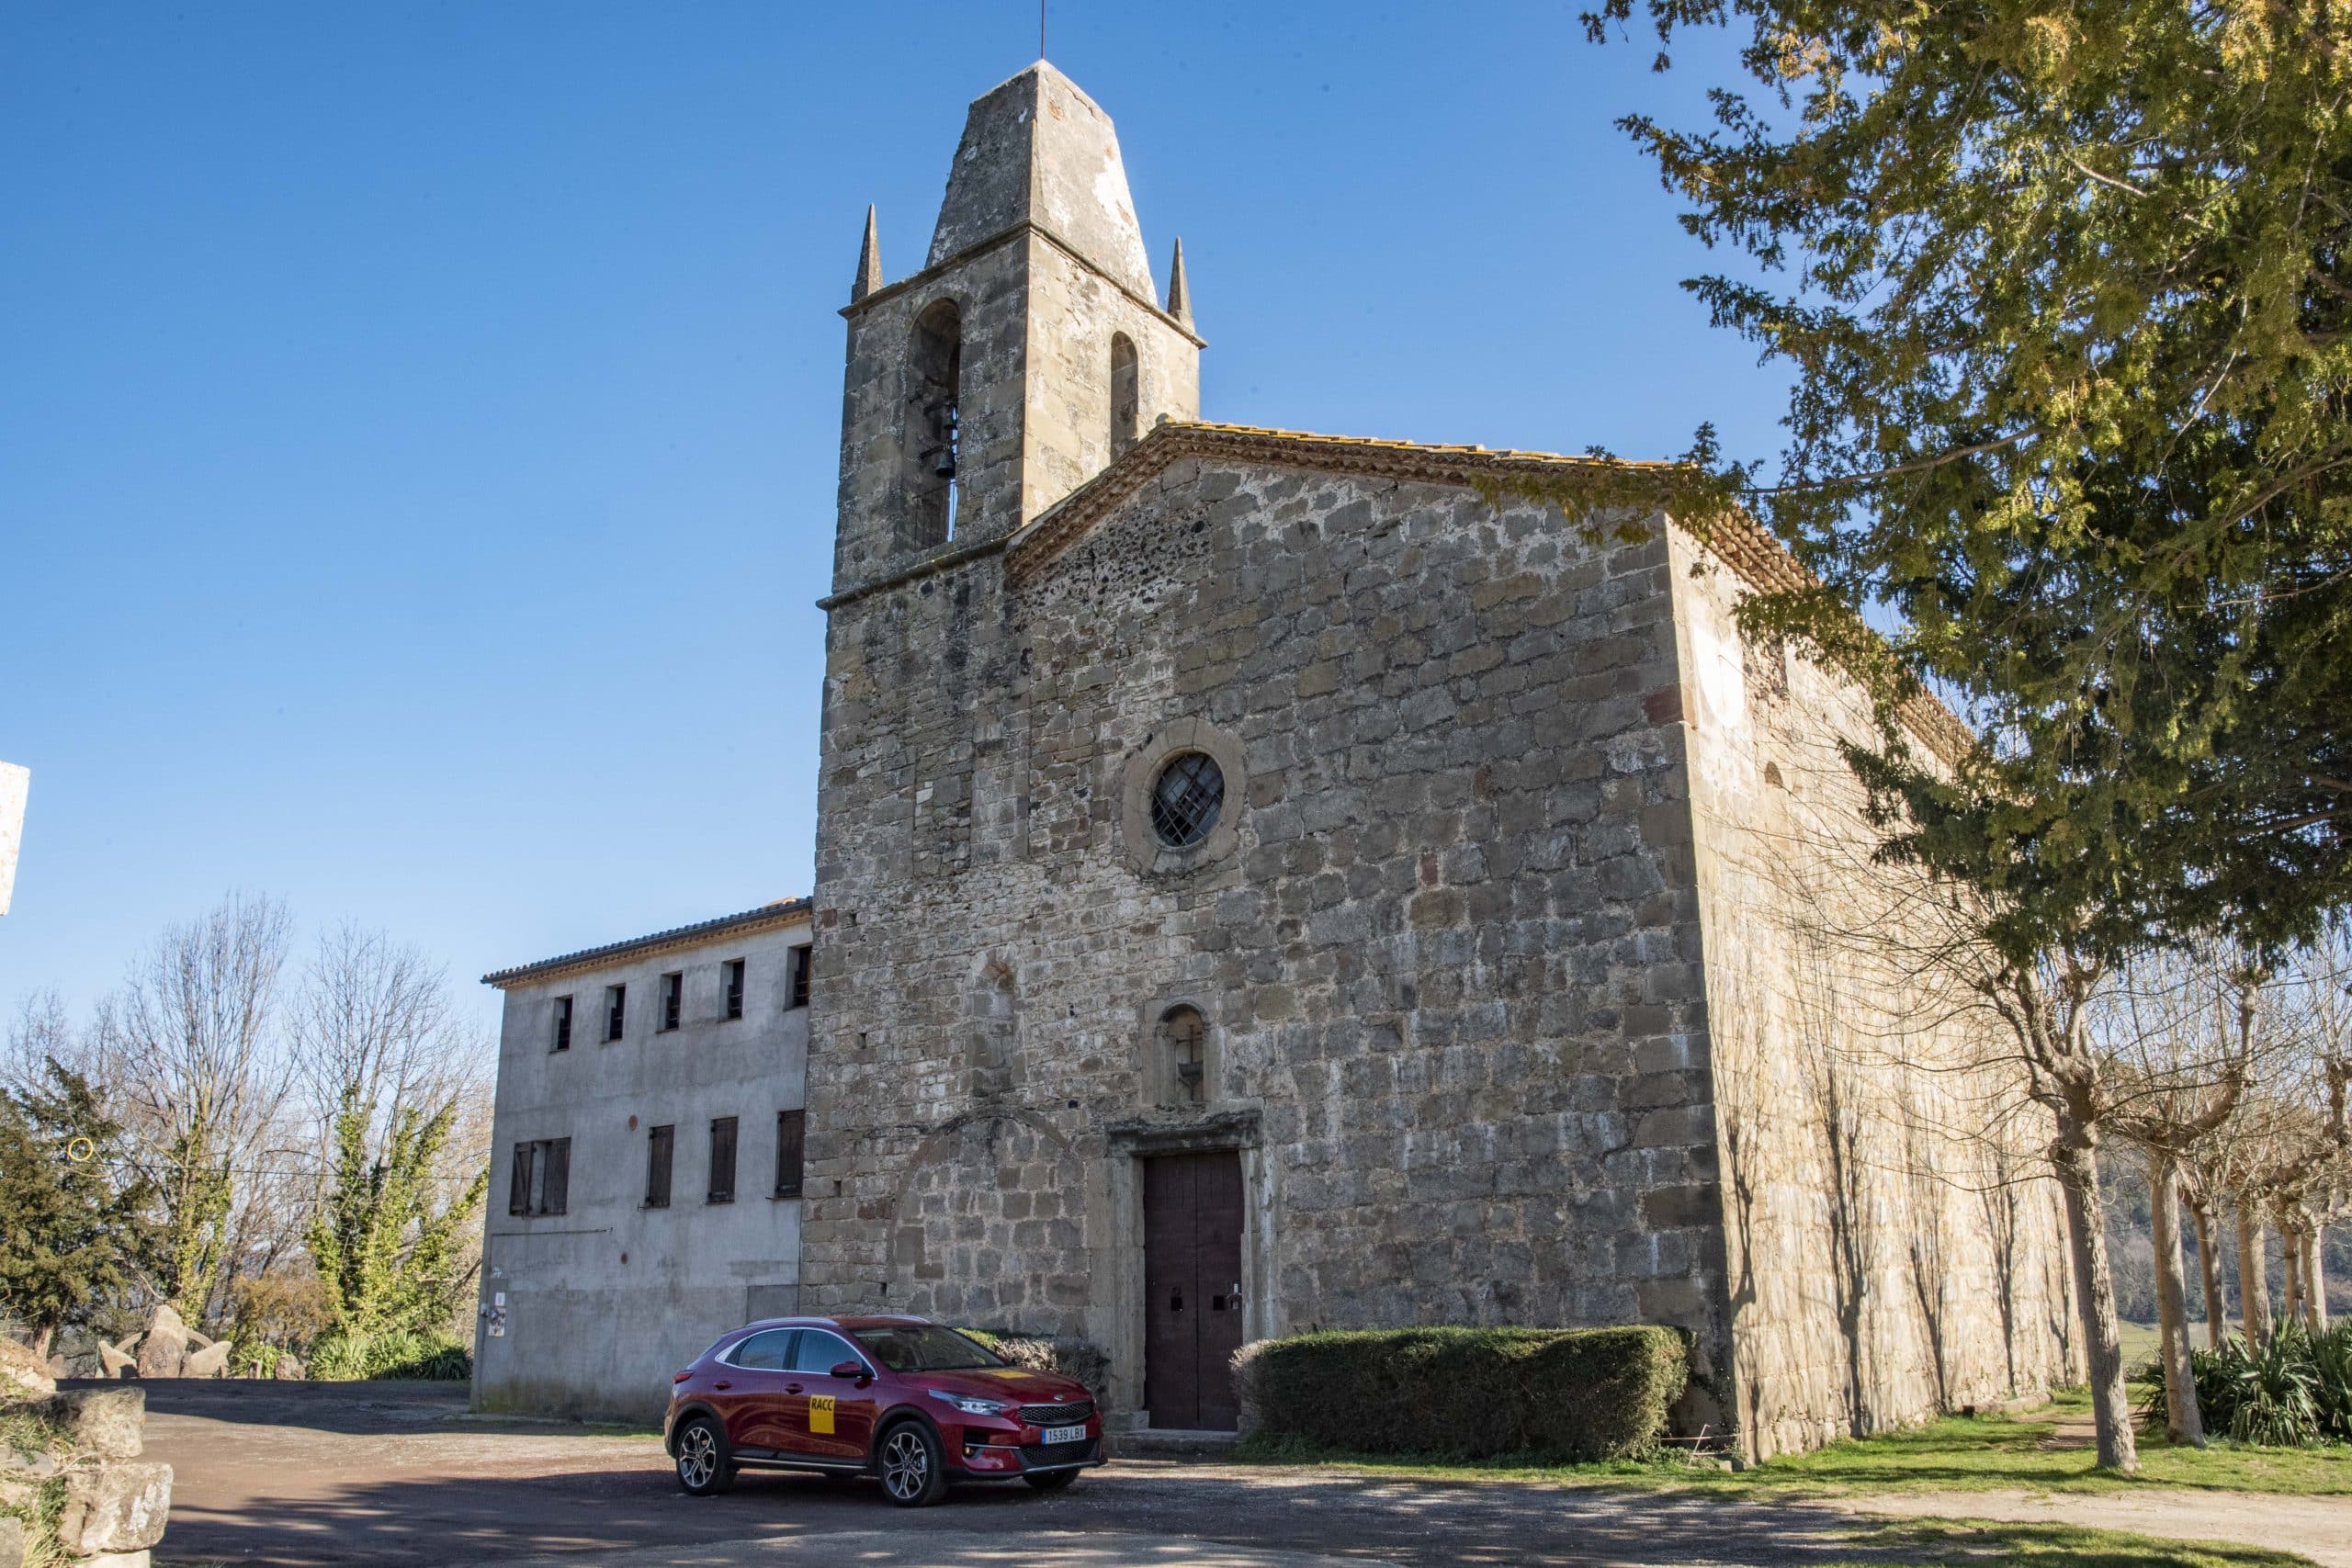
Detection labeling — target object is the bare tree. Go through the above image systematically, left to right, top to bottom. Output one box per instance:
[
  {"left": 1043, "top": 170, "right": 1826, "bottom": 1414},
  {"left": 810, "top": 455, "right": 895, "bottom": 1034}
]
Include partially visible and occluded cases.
[
  {"left": 88, "top": 892, "right": 296, "bottom": 1325},
  {"left": 289, "top": 926, "right": 492, "bottom": 1343},
  {"left": 2097, "top": 950, "right": 2264, "bottom": 1446}
]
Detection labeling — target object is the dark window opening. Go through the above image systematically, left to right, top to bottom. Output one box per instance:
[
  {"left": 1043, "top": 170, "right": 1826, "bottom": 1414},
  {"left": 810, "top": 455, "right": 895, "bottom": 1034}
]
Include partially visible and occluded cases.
[
  {"left": 903, "top": 299, "right": 962, "bottom": 549},
  {"left": 1110, "top": 333, "right": 1139, "bottom": 457},
  {"left": 1149, "top": 752, "right": 1226, "bottom": 848},
  {"left": 788, "top": 944, "right": 812, "bottom": 1010},
  {"left": 722, "top": 959, "right": 746, "bottom": 1021},
  {"left": 659, "top": 971, "right": 683, "bottom": 1032},
  {"left": 605, "top": 984, "right": 627, "bottom": 1042},
  {"left": 551, "top": 996, "right": 572, "bottom": 1053},
  {"left": 775, "top": 1108, "right": 806, "bottom": 1198},
  {"left": 708, "top": 1115, "right": 738, "bottom": 1203},
  {"left": 646, "top": 1123, "right": 674, "bottom": 1208},
  {"left": 508, "top": 1136, "right": 571, "bottom": 1217}
]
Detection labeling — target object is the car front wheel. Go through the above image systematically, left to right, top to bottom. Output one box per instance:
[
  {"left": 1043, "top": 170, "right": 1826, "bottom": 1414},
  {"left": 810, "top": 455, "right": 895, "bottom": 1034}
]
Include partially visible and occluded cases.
[
  {"left": 673, "top": 1416, "right": 737, "bottom": 1496},
  {"left": 876, "top": 1422, "right": 947, "bottom": 1507}
]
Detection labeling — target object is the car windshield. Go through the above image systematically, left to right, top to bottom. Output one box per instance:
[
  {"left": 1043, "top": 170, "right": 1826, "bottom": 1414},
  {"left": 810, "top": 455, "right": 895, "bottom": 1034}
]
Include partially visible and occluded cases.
[{"left": 853, "top": 1325, "right": 1005, "bottom": 1372}]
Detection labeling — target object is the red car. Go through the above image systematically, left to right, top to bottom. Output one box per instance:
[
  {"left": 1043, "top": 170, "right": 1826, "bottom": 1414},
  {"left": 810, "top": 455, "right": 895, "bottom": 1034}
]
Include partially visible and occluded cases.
[{"left": 663, "top": 1314, "right": 1105, "bottom": 1507}]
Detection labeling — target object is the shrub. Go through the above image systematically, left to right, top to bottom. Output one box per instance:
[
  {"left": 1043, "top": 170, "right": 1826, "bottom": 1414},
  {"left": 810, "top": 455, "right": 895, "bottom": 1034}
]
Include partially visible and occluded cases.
[
  {"left": 2144, "top": 1324, "right": 2352, "bottom": 1448},
  {"left": 1231, "top": 1325, "right": 1688, "bottom": 1462},
  {"left": 307, "top": 1329, "right": 471, "bottom": 1382}
]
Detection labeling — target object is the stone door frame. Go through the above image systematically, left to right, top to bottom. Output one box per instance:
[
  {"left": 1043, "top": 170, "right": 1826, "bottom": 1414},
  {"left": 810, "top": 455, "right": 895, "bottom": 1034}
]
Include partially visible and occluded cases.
[{"left": 1102, "top": 1110, "right": 1267, "bottom": 1427}]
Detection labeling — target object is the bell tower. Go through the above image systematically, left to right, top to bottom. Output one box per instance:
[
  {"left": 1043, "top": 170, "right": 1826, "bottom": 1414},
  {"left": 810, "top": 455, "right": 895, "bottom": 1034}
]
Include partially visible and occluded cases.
[{"left": 831, "top": 62, "right": 1203, "bottom": 596}]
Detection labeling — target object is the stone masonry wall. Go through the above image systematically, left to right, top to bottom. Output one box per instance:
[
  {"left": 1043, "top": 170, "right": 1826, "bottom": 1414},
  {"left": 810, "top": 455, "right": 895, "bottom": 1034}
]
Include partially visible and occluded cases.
[
  {"left": 806, "top": 456, "right": 1732, "bottom": 1421},
  {"left": 1668, "top": 525, "right": 2078, "bottom": 1459}
]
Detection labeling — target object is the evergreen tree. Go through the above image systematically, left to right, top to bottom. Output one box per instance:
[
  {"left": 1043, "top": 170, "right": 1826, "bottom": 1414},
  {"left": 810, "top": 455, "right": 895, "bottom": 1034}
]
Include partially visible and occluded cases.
[
  {"left": 0, "top": 1062, "right": 156, "bottom": 1359},
  {"left": 304, "top": 1086, "right": 487, "bottom": 1345}
]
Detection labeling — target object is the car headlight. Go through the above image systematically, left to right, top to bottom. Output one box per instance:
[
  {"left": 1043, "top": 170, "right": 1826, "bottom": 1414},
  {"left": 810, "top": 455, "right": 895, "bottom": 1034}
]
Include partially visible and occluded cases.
[{"left": 927, "top": 1389, "right": 1013, "bottom": 1416}]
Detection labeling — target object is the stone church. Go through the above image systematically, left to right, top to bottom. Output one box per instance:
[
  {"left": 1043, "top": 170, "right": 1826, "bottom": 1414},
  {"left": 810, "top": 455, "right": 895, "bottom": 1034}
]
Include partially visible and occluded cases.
[{"left": 800, "top": 62, "right": 2078, "bottom": 1456}]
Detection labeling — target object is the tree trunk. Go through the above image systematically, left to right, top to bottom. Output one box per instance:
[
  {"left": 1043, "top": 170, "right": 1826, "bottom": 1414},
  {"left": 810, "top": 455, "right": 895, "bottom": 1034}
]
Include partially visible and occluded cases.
[
  {"left": 2053, "top": 1123, "right": 2140, "bottom": 1471},
  {"left": 2149, "top": 1154, "right": 2205, "bottom": 1446},
  {"left": 2191, "top": 1201, "right": 2227, "bottom": 1349},
  {"left": 2238, "top": 1201, "right": 2274, "bottom": 1343},
  {"left": 2281, "top": 1220, "right": 2304, "bottom": 1328},
  {"left": 2305, "top": 1224, "right": 2331, "bottom": 1331},
  {"left": 30, "top": 1325, "right": 53, "bottom": 1360}
]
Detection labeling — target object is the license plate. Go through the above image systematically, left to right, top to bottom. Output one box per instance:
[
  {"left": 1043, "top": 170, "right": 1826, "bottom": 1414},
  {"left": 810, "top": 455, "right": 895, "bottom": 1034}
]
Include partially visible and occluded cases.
[{"left": 1040, "top": 1424, "right": 1088, "bottom": 1445}]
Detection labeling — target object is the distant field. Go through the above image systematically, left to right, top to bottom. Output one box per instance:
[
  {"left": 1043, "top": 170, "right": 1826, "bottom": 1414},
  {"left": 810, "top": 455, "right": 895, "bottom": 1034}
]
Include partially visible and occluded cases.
[{"left": 2118, "top": 1320, "right": 2162, "bottom": 1375}]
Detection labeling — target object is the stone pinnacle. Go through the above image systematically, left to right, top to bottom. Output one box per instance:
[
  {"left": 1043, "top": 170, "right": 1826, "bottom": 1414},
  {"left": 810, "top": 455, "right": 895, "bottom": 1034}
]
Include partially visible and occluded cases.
[
  {"left": 852, "top": 205, "right": 883, "bottom": 303},
  {"left": 1167, "top": 237, "right": 1193, "bottom": 331}
]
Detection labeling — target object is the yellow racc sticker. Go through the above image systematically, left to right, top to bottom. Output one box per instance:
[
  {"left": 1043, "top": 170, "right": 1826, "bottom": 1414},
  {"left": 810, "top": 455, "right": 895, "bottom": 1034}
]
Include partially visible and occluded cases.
[{"left": 808, "top": 1394, "right": 836, "bottom": 1435}]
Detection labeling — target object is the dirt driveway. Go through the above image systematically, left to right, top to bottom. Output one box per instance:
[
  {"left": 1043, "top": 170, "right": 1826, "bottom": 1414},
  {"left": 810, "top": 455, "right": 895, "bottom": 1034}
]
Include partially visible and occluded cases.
[
  {"left": 122, "top": 1379, "right": 2328, "bottom": 1568},
  {"left": 126, "top": 1379, "right": 1901, "bottom": 1568}
]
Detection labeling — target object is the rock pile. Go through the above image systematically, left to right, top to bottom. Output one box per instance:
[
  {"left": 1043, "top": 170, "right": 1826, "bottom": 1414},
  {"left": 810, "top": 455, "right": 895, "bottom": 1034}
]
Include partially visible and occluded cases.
[
  {"left": 99, "top": 1305, "right": 237, "bottom": 1382},
  {"left": 0, "top": 1337, "right": 174, "bottom": 1568}
]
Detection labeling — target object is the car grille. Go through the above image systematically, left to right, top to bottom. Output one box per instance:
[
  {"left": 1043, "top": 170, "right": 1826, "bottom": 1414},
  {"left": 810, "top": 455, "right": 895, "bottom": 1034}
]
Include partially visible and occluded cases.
[
  {"left": 1018, "top": 1400, "right": 1094, "bottom": 1426},
  {"left": 1019, "top": 1438, "right": 1100, "bottom": 1470}
]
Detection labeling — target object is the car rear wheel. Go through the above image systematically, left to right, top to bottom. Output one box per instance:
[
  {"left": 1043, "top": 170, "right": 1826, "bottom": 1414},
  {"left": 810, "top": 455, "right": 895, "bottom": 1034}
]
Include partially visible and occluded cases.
[
  {"left": 673, "top": 1416, "right": 736, "bottom": 1496},
  {"left": 876, "top": 1422, "right": 947, "bottom": 1507},
  {"left": 1023, "top": 1468, "right": 1080, "bottom": 1492}
]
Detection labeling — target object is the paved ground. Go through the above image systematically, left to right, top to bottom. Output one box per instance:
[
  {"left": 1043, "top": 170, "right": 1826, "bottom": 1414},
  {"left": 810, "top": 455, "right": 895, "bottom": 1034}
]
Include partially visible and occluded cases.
[{"left": 114, "top": 1380, "right": 2337, "bottom": 1568}]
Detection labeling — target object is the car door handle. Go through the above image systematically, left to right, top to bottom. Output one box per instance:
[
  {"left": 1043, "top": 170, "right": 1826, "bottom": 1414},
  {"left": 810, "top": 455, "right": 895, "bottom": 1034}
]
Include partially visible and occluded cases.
[
  {"left": 712, "top": 1381, "right": 731, "bottom": 1391},
  {"left": 786, "top": 1383, "right": 804, "bottom": 1394}
]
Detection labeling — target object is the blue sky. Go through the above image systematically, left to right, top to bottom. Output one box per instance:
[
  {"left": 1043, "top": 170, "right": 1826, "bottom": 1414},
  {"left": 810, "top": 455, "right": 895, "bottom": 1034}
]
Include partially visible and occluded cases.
[{"left": 1, "top": 1, "right": 1785, "bottom": 1037}]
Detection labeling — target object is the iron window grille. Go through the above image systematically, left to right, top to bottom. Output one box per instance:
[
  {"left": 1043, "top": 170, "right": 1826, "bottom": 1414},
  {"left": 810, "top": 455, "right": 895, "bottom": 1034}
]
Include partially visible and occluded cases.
[{"left": 1149, "top": 752, "right": 1225, "bottom": 848}]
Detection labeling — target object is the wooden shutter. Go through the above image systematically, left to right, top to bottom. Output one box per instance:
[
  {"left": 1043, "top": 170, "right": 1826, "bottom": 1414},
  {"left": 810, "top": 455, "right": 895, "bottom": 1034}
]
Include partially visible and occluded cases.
[
  {"left": 775, "top": 1109, "right": 806, "bottom": 1198},
  {"left": 709, "top": 1116, "right": 738, "bottom": 1202},
  {"left": 647, "top": 1124, "right": 674, "bottom": 1207},
  {"left": 544, "top": 1137, "right": 571, "bottom": 1215},
  {"left": 509, "top": 1144, "right": 532, "bottom": 1215}
]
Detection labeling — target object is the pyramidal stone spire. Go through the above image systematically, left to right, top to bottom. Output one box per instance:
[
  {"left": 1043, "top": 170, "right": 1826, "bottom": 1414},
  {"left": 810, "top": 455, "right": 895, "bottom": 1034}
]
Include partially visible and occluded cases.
[
  {"left": 927, "top": 61, "right": 1157, "bottom": 300},
  {"left": 851, "top": 205, "right": 883, "bottom": 303},
  {"left": 1167, "top": 237, "right": 1193, "bottom": 331}
]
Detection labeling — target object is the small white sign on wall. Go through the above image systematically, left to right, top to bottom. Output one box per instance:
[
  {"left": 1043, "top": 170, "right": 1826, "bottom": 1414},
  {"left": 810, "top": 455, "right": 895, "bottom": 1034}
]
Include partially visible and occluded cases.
[{"left": 0, "top": 762, "right": 27, "bottom": 917}]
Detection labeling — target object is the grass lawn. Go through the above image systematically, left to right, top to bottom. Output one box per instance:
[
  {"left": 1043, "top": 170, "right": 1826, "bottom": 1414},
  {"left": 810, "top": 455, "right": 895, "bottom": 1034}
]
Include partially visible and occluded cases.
[
  {"left": 1232, "top": 1387, "right": 2352, "bottom": 1496},
  {"left": 1823, "top": 1520, "right": 2317, "bottom": 1567}
]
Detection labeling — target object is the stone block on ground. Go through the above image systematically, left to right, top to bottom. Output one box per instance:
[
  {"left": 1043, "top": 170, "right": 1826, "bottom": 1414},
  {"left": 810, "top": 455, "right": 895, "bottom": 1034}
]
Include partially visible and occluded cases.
[
  {"left": 134, "top": 1304, "right": 186, "bottom": 1381},
  {"left": 0, "top": 1337, "right": 53, "bottom": 1398},
  {"left": 98, "top": 1340, "right": 135, "bottom": 1380},
  {"left": 183, "top": 1341, "right": 232, "bottom": 1380},
  {"left": 273, "top": 1353, "right": 304, "bottom": 1381},
  {"left": 41, "top": 1387, "right": 144, "bottom": 1460},
  {"left": 56, "top": 1461, "right": 173, "bottom": 1555},
  {"left": 0, "top": 1516, "right": 23, "bottom": 1568}
]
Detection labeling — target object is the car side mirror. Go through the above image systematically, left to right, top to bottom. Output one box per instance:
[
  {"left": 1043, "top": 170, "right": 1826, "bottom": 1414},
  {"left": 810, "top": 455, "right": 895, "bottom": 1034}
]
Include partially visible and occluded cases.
[{"left": 831, "top": 1359, "right": 870, "bottom": 1383}]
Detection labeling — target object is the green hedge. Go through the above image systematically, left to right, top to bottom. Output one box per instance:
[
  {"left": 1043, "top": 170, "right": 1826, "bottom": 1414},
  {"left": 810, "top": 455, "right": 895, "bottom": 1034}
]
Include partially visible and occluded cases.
[{"left": 1232, "top": 1325, "right": 1688, "bottom": 1461}]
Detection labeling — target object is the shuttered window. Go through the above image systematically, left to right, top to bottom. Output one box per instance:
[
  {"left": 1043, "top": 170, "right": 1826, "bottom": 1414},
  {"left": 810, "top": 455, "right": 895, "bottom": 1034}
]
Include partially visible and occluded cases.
[
  {"left": 788, "top": 945, "right": 812, "bottom": 1010},
  {"left": 775, "top": 1109, "right": 806, "bottom": 1198},
  {"left": 708, "top": 1116, "right": 738, "bottom": 1203},
  {"left": 646, "top": 1124, "right": 674, "bottom": 1208},
  {"left": 509, "top": 1137, "right": 571, "bottom": 1216}
]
